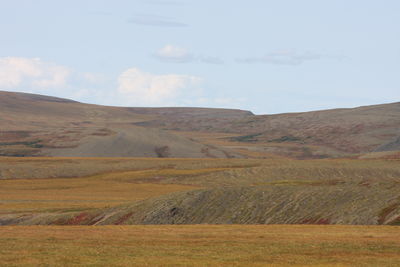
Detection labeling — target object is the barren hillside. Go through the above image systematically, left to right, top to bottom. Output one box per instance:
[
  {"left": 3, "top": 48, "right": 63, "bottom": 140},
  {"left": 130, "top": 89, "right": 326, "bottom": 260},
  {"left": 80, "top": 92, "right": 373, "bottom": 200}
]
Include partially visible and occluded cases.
[
  {"left": 0, "top": 90, "right": 399, "bottom": 158},
  {"left": 0, "top": 91, "right": 244, "bottom": 158}
]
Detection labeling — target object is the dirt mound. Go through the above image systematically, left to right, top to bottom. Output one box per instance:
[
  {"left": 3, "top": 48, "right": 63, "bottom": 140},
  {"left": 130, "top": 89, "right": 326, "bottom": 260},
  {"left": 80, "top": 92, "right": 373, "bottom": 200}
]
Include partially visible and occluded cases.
[{"left": 44, "top": 126, "right": 234, "bottom": 158}]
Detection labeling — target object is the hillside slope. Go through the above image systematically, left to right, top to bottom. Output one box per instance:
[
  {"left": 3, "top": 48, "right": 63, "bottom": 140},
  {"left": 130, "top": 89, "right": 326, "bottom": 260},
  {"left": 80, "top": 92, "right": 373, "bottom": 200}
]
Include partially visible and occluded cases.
[
  {"left": 1, "top": 90, "right": 399, "bottom": 158},
  {"left": 0, "top": 91, "right": 245, "bottom": 158},
  {"left": 146, "top": 102, "right": 400, "bottom": 158},
  {"left": 375, "top": 136, "right": 400, "bottom": 152},
  {"left": 0, "top": 157, "right": 399, "bottom": 226},
  {"left": 3, "top": 184, "right": 399, "bottom": 225},
  {"left": 93, "top": 185, "right": 400, "bottom": 225}
]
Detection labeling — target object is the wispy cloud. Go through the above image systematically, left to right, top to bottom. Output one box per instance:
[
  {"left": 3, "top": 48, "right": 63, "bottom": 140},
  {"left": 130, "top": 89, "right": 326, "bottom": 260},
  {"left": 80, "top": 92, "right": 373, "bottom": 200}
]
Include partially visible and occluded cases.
[
  {"left": 142, "top": 0, "right": 185, "bottom": 6},
  {"left": 128, "top": 14, "right": 187, "bottom": 27},
  {"left": 155, "top": 45, "right": 224, "bottom": 64},
  {"left": 236, "top": 50, "right": 323, "bottom": 66},
  {"left": 199, "top": 56, "right": 224, "bottom": 65}
]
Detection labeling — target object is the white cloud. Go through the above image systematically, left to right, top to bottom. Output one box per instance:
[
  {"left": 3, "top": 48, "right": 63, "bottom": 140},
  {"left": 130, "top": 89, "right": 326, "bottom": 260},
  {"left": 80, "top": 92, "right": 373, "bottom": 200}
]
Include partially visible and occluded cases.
[
  {"left": 155, "top": 45, "right": 224, "bottom": 64},
  {"left": 155, "top": 45, "right": 193, "bottom": 63},
  {"left": 236, "top": 50, "right": 322, "bottom": 65},
  {"left": 0, "top": 57, "right": 70, "bottom": 89},
  {"left": 0, "top": 57, "right": 205, "bottom": 108},
  {"left": 117, "top": 68, "right": 202, "bottom": 105}
]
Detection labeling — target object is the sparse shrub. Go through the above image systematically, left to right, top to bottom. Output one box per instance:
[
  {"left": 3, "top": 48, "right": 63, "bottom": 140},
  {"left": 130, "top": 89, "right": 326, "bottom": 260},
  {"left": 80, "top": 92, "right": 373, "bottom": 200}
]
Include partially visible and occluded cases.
[
  {"left": 230, "top": 133, "right": 263, "bottom": 142},
  {"left": 269, "top": 135, "right": 302, "bottom": 143},
  {"left": 155, "top": 145, "right": 171, "bottom": 158}
]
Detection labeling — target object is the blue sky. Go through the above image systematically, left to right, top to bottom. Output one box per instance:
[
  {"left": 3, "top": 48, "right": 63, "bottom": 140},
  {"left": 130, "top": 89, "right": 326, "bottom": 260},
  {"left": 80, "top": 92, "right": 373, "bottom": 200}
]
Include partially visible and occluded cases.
[{"left": 0, "top": 0, "right": 399, "bottom": 114}]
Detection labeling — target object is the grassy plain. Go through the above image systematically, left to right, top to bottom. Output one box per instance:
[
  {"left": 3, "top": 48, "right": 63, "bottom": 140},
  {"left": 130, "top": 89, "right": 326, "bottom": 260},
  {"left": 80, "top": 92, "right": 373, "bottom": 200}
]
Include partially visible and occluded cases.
[
  {"left": 0, "top": 157, "right": 399, "bottom": 222},
  {"left": 0, "top": 157, "right": 257, "bottom": 213},
  {"left": 1, "top": 157, "right": 400, "bottom": 266},
  {"left": 1, "top": 225, "right": 400, "bottom": 266}
]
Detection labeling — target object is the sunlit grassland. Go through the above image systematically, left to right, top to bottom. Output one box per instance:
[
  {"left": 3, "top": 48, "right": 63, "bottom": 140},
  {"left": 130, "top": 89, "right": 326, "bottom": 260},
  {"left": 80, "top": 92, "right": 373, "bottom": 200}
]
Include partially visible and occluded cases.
[
  {"left": 0, "top": 157, "right": 399, "bottom": 214},
  {"left": 0, "top": 157, "right": 257, "bottom": 213},
  {"left": 1, "top": 157, "right": 400, "bottom": 265},
  {"left": 0, "top": 170, "right": 203, "bottom": 213},
  {"left": 0, "top": 225, "right": 400, "bottom": 266}
]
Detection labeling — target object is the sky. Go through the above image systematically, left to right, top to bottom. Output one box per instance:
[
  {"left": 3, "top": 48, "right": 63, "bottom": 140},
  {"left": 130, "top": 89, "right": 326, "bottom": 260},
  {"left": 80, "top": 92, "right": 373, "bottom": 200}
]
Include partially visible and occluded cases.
[{"left": 0, "top": 0, "right": 399, "bottom": 114}]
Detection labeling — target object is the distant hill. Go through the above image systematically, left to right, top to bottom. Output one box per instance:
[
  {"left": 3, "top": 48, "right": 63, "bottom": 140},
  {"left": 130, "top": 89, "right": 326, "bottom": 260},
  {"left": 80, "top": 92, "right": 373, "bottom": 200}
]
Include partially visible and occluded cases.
[
  {"left": 0, "top": 90, "right": 399, "bottom": 158},
  {"left": 0, "top": 91, "right": 247, "bottom": 158}
]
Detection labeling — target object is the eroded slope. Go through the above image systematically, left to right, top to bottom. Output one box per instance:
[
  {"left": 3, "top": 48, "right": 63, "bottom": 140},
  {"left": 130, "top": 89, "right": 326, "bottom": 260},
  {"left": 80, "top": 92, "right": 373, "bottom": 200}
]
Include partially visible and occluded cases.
[{"left": 1, "top": 157, "right": 399, "bottom": 226}]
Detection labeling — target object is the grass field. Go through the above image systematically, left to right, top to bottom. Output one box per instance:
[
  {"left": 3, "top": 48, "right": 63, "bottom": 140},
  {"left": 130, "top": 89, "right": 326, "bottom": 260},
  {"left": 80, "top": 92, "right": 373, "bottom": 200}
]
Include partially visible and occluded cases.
[
  {"left": 0, "top": 157, "right": 257, "bottom": 213},
  {"left": 1, "top": 157, "right": 400, "bottom": 266},
  {"left": 1, "top": 157, "right": 400, "bottom": 225},
  {"left": 1, "top": 225, "right": 400, "bottom": 266}
]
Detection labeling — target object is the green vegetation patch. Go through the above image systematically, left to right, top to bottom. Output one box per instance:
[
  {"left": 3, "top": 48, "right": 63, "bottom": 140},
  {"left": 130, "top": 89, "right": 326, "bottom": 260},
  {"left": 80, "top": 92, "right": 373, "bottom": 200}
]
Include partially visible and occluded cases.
[
  {"left": 229, "top": 133, "right": 263, "bottom": 142},
  {"left": 268, "top": 135, "right": 302, "bottom": 143},
  {"left": 0, "top": 140, "right": 43, "bottom": 148},
  {"left": 259, "top": 179, "right": 345, "bottom": 186}
]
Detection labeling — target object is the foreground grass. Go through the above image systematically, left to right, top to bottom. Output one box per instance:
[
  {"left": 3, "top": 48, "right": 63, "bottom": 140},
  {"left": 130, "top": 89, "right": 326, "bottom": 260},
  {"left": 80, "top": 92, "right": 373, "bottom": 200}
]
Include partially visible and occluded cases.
[{"left": 0, "top": 225, "right": 400, "bottom": 266}]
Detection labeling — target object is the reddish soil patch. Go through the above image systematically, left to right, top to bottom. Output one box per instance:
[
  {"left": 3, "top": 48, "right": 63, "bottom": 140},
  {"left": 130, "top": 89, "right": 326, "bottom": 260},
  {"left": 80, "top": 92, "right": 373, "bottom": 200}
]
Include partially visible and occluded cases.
[
  {"left": 359, "top": 180, "right": 371, "bottom": 187},
  {"left": 379, "top": 203, "right": 400, "bottom": 224},
  {"left": 115, "top": 212, "right": 134, "bottom": 225},
  {"left": 66, "top": 213, "right": 91, "bottom": 225}
]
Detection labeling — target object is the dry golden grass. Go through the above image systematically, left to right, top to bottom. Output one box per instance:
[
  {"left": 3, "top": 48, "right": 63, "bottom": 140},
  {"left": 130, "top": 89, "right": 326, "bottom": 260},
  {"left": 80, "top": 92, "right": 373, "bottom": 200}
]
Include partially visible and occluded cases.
[
  {"left": 0, "top": 156, "right": 259, "bottom": 179},
  {"left": 0, "top": 157, "right": 242, "bottom": 213},
  {"left": 0, "top": 157, "right": 260, "bottom": 213},
  {"left": 1, "top": 157, "right": 399, "bottom": 215},
  {"left": 1, "top": 157, "right": 400, "bottom": 265},
  {"left": 0, "top": 158, "right": 262, "bottom": 213},
  {"left": 0, "top": 175, "right": 197, "bottom": 213},
  {"left": 0, "top": 225, "right": 400, "bottom": 266}
]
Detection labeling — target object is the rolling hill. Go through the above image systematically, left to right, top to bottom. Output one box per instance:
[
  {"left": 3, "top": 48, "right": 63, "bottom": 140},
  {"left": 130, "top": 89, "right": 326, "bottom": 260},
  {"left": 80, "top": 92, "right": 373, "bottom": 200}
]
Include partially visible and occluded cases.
[
  {"left": 0, "top": 90, "right": 399, "bottom": 158},
  {"left": 0, "top": 91, "right": 246, "bottom": 158}
]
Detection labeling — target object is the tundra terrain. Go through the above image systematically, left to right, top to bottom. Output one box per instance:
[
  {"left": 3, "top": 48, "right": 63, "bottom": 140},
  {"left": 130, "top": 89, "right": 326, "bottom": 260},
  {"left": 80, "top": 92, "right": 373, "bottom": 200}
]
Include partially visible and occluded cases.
[
  {"left": 0, "top": 90, "right": 399, "bottom": 158},
  {"left": 1, "top": 91, "right": 400, "bottom": 266},
  {"left": 0, "top": 157, "right": 399, "bottom": 226},
  {"left": 1, "top": 157, "right": 400, "bottom": 266},
  {"left": 1, "top": 225, "right": 400, "bottom": 266}
]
